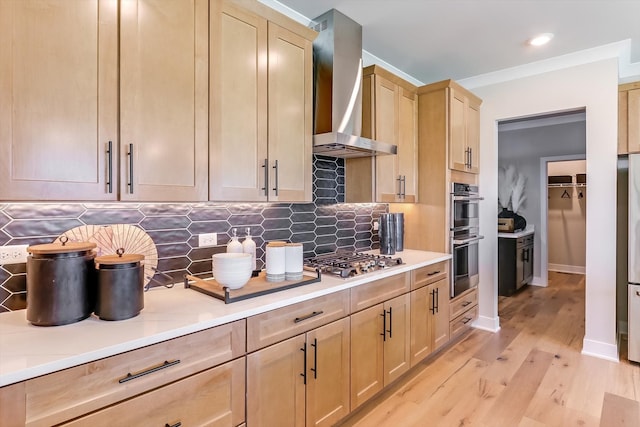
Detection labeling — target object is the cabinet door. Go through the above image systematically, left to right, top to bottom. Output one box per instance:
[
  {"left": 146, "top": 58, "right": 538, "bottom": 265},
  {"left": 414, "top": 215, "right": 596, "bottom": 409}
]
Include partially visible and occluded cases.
[
  {"left": 0, "top": 0, "right": 117, "bottom": 200},
  {"left": 120, "top": 0, "right": 208, "bottom": 201},
  {"left": 210, "top": 2, "right": 269, "bottom": 201},
  {"left": 268, "top": 22, "right": 313, "bottom": 202},
  {"left": 374, "top": 76, "right": 400, "bottom": 202},
  {"left": 397, "top": 87, "right": 418, "bottom": 201},
  {"left": 449, "top": 88, "right": 468, "bottom": 173},
  {"left": 628, "top": 88, "right": 640, "bottom": 153},
  {"left": 467, "top": 101, "right": 481, "bottom": 173},
  {"left": 432, "top": 278, "right": 451, "bottom": 351},
  {"left": 410, "top": 286, "right": 432, "bottom": 367},
  {"left": 383, "top": 293, "right": 411, "bottom": 385},
  {"left": 350, "top": 304, "right": 384, "bottom": 408},
  {"left": 306, "top": 318, "right": 351, "bottom": 427},
  {"left": 247, "top": 335, "right": 306, "bottom": 427},
  {"left": 62, "top": 359, "right": 245, "bottom": 427},
  {"left": 0, "top": 381, "right": 25, "bottom": 427}
]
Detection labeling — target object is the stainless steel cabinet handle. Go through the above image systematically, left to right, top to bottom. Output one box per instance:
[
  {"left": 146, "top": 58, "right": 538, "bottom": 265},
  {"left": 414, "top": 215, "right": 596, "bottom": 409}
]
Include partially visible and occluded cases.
[
  {"left": 106, "top": 141, "right": 113, "bottom": 194},
  {"left": 127, "top": 143, "right": 134, "bottom": 194},
  {"left": 468, "top": 148, "right": 473, "bottom": 169},
  {"left": 261, "top": 158, "right": 268, "bottom": 196},
  {"left": 272, "top": 159, "right": 279, "bottom": 196},
  {"left": 403, "top": 175, "right": 407, "bottom": 197},
  {"left": 397, "top": 176, "right": 402, "bottom": 197},
  {"left": 435, "top": 288, "right": 439, "bottom": 313},
  {"left": 294, "top": 310, "right": 324, "bottom": 323},
  {"left": 380, "top": 310, "right": 387, "bottom": 342},
  {"left": 310, "top": 338, "right": 318, "bottom": 379},
  {"left": 118, "top": 359, "right": 180, "bottom": 383}
]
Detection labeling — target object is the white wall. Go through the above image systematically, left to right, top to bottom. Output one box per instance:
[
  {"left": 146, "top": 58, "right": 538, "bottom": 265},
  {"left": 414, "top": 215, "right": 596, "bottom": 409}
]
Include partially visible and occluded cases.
[{"left": 469, "top": 58, "right": 619, "bottom": 361}]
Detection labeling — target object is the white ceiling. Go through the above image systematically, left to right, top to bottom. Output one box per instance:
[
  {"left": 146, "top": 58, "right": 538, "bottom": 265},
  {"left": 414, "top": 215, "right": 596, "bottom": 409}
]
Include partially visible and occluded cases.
[{"left": 266, "top": 0, "right": 640, "bottom": 86}]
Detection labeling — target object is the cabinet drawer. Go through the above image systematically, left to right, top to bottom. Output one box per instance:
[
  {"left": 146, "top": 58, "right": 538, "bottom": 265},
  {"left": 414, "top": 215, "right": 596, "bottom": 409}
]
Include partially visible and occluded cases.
[
  {"left": 411, "top": 261, "right": 448, "bottom": 290},
  {"left": 351, "top": 272, "right": 410, "bottom": 313},
  {"left": 449, "top": 288, "right": 478, "bottom": 320},
  {"left": 247, "top": 290, "right": 349, "bottom": 352},
  {"left": 449, "top": 305, "right": 478, "bottom": 338},
  {"left": 25, "top": 320, "right": 246, "bottom": 427},
  {"left": 62, "top": 358, "right": 245, "bottom": 427}
]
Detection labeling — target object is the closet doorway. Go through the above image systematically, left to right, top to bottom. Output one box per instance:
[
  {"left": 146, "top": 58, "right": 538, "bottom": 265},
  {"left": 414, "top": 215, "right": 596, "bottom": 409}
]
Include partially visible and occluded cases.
[{"left": 538, "top": 156, "right": 587, "bottom": 287}]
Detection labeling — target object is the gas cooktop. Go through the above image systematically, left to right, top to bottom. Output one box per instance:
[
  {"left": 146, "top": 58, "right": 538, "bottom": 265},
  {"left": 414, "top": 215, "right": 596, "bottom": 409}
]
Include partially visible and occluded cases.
[{"left": 303, "top": 251, "right": 403, "bottom": 279}]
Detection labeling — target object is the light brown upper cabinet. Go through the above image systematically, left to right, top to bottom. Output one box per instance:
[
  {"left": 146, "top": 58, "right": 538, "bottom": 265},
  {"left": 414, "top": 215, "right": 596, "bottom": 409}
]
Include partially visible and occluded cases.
[
  {"left": 0, "top": 0, "right": 208, "bottom": 201},
  {"left": 0, "top": 0, "right": 117, "bottom": 201},
  {"left": 119, "top": 0, "right": 209, "bottom": 201},
  {"left": 210, "top": 0, "right": 316, "bottom": 202},
  {"left": 346, "top": 66, "right": 418, "bottom": 203},
  {"left": 419, "top": 80, "right": 482, "bottom": 175},
  {"left": 619, "top": 82, "right": 640, "bottom": 155}
]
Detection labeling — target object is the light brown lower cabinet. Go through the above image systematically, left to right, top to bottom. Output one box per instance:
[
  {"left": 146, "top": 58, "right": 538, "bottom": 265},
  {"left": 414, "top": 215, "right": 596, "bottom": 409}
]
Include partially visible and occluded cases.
[
  {"left": 410, "top": 278, "right": 450, "bottom": 366},
  {"left": 449, "top": 288, "right": 479, "bottom": 339},
  {"left": 350, "top": 293, "right": 411, "bottom": 409},
  {"left": 247, "top": 317, "right": 351, "bottom": 427},
  {"left": 61, "top": 358, "right": 245, "bottom": 427},
  {"left": 0, "top": 381, "right": 25, "bottom": 427}
]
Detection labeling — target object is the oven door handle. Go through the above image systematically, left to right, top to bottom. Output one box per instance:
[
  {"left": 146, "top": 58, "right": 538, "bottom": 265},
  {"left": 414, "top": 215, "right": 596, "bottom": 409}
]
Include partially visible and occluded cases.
[
  {"left": 452, "top": 196, "right": 484, "bottom": 202},
  {"left": 452, "top": 236, "right": 484, "bottom": 246}
]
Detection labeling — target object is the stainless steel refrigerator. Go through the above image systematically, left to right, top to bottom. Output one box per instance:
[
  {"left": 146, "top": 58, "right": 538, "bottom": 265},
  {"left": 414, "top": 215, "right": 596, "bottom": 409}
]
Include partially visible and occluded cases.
[{"left": 629, "top": 154, "right": 640, "bottom": 363}]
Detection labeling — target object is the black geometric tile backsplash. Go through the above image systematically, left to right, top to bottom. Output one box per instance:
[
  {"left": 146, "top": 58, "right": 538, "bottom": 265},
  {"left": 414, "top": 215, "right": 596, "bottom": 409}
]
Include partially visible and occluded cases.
[{"left": 0, "top": 156, "right": 386, "bottom": 312}]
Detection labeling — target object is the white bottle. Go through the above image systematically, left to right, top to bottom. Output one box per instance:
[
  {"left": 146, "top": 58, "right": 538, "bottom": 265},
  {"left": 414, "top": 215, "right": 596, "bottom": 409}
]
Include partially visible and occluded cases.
[
  {"left": 242, "top": 227, "right": 257, "bottom": 271},
  {"left": 226, "top": 228, "right": 243, "bottom": 253}
]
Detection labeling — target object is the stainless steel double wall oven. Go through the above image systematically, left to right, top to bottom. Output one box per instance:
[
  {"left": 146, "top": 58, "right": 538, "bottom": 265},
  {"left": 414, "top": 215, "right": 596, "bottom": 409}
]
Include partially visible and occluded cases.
[{"left": 450, "top": 183, "right": 483, "bottom": 298}]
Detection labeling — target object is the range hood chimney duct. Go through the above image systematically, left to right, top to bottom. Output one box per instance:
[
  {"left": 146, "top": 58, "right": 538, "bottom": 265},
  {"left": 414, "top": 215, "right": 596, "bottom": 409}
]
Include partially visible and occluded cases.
[{"left": 311, "top": 9, "right": 397, "bottom": 158}]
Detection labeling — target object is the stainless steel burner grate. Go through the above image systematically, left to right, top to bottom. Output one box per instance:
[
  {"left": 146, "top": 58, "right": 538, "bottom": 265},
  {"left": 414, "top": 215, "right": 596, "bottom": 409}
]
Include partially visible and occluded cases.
[{"left": 303, "top": 251, "right": 403, "bottom": 278}]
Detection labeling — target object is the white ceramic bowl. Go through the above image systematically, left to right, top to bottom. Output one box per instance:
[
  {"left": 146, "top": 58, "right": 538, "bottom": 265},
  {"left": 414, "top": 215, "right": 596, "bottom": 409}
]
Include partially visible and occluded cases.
[{"left": 212, "top": 253, "right": 252, "bottom": 289}]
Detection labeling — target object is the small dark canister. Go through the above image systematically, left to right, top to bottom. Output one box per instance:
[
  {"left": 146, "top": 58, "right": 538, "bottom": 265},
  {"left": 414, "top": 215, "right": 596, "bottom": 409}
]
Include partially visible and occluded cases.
[
  {"left": 26, "top": 239, "right": 97, "bottom": 326},
  {"left": 94, "top": 249, "right": 145, "bottom": 321}
]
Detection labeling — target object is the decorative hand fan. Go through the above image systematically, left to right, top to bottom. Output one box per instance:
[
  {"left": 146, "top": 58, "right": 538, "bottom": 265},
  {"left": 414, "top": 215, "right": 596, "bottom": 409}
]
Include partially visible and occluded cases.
[{"left": 57, "top": 224, "right": 158, "bottom": 287}]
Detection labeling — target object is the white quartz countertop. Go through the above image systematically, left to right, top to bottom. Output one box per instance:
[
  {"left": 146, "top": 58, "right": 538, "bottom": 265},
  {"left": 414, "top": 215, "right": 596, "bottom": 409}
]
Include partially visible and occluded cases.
[
  {"left": 498, "top": 225, "right": 535, "bottom": 239},
  {"left": 0, "top": 249, "right": 450, "bottom": 387}
]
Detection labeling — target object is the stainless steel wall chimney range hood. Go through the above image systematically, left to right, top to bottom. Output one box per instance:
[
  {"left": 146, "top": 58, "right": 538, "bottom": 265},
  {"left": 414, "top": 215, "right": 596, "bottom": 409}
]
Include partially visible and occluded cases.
[{"left": 311, "top": 9, "right": 397, "bottom": 158}]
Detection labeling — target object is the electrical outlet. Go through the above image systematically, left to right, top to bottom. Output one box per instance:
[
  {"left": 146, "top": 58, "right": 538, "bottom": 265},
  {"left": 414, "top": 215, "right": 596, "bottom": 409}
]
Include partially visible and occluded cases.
[
  {"left": 373, "top": 221, "right": 379, "bottom": 231},
  {"left": 198, "top": 233, "right": 217, "bottom": 247},
  {"left": 0, "top": 244, "right": 29, "bottom": 265}
]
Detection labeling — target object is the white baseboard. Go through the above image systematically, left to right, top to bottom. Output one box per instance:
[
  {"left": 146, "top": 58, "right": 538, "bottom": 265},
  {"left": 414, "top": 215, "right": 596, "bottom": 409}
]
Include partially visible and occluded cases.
[
  {"left": 549, "top": 263, "right": 586, "bottom": 275},
  {"left": 529, "top": 276, "right": 547, "bottom": 287},
  {"left": 472, "top": 315, "right": 501, "bottom": 333},
  {"left": 582, "top": 338, "right": 619, "bottom": 362}
]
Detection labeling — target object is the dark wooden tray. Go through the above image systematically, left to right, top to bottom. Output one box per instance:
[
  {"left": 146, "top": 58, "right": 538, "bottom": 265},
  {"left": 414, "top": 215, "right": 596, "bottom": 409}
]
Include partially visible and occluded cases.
[{"left": 184, "top": 270, "right": 322, "bottom": 303}]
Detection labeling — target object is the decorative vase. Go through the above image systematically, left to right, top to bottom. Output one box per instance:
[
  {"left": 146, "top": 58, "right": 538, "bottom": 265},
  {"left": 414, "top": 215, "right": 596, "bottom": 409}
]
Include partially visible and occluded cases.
[{"left": 498, "top": 208, "right": 527, "bottom": 231}]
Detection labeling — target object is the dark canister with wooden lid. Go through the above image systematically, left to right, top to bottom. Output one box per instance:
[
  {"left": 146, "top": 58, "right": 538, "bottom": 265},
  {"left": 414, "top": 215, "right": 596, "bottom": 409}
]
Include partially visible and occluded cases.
[
  {"left": 26, "top": 238, "right": 97, "bottom": 326},
  {"left": 94, "top": 248, "right": 144, "bottom": 321}
]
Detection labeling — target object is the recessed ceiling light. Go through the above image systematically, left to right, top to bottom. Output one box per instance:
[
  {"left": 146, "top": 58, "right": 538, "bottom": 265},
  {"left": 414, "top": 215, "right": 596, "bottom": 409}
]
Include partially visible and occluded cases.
[{"left": 528, "top": 33, "right": 554, "bottom": 46}]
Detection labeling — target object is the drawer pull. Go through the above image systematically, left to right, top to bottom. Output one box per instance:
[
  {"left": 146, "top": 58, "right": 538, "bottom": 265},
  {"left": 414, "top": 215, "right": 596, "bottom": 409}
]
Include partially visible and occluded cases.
[
  {"left": 427, "top": 270, "right": 441, "bottom": 277},
  {"left": 461, "top": 300, "right": 472, "bottom": 307},
  {"left": 294, "top": 310, "right": 324, "bottom": 323},
  {"left": 462, "top": 317, "right": 472, "bottom": 324},
  {"left": 118, "top": 359, "right": 181, "bottom": 384},
  {"left": 165, "top": 423, "right": 182, "bottom": 427}
]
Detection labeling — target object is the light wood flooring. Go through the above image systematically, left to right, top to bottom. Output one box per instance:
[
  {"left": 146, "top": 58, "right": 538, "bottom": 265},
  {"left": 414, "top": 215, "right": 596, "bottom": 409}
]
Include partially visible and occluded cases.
[{"left": 337, "top": 272, "right": 640, "bottom": 427}]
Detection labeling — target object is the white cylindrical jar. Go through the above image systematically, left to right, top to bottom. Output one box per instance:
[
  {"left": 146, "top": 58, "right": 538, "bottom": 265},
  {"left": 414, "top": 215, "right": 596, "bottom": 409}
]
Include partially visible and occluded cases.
[
  {"left": 265, "top": 242, "right": 286, "bottom": 282},
  {"left": 285, "top": 243, "right": 303, "bottom": 281}
]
